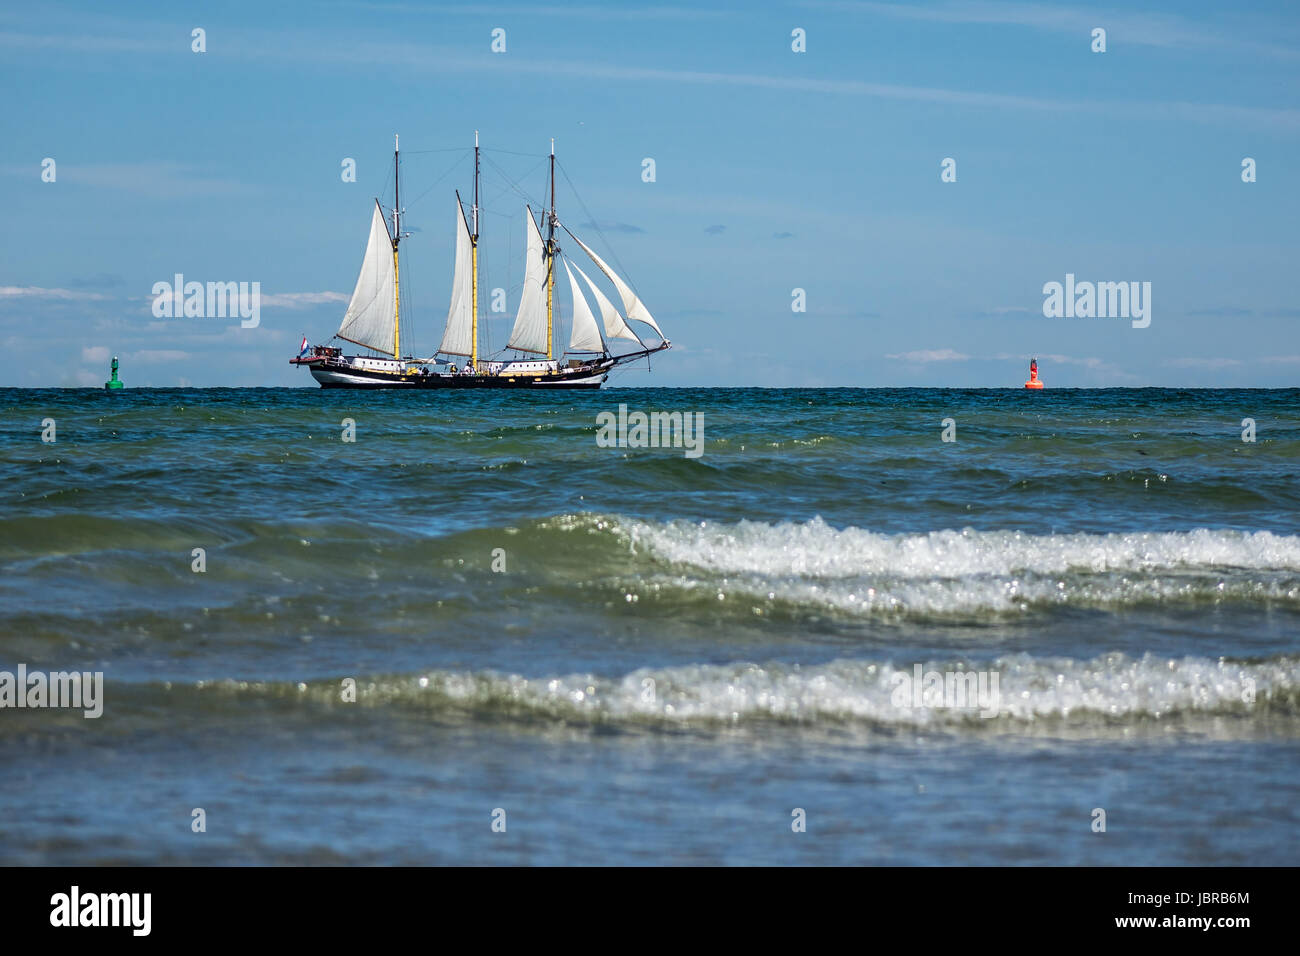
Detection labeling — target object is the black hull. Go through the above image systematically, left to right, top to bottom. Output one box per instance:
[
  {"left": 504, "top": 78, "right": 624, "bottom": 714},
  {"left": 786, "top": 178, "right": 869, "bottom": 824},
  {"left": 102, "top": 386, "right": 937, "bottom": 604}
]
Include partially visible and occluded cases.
[
  {"left": 293, "top": 344, "right": 669, "bottom": 390},
  {"left": 317, "top": 377, "right": 605, "bottom": 390}
]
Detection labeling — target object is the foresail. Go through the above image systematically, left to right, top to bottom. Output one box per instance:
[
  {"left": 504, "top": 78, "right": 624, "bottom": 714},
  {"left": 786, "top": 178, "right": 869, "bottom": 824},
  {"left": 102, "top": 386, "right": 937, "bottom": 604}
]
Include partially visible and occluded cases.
[
  {"left": 439, "top": 199, "right": 475, "bottom": 357},
  {"left": 336, "top": 202, "right": 397, "bottom": 353},
  {"left": 507, "top": 207, "right": 549, "bottom": 354},
  {"left": 569, "top": 232, "right": 665, "bottom": 339},
  {"left": 564, "top": 258, "right": 605, "bottom": 353},
  {"left": 570, "top": 260, "right": 640, "bottom": 344}
]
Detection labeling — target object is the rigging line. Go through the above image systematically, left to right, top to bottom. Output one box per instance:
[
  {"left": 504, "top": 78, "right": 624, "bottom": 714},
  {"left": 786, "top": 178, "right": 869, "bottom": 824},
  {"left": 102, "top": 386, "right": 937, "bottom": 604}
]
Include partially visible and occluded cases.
[
  {"left": 401, "top": 147, "right": 474, "bottom": 155},
  {"left": 481, "top": 147, "right": 548, "bottom": 159},
  {"left": 404, "top": 152, "right": 471, "bottom": 211},
  {"left": 481, "top": 154, "right": 547, "bottom": 211},
  {"left": 555, "top": 158, "right": 641, "bottom": 300},
  {"left": 378, "top": 165, "right": 394, "bottom": 216},
  {"left": 484, "top": 179, "right": 520, "bottom": 212},
  {"left": 400, "top": 244, "right": 420, "bottom": 360},
  {"left": 478, "top": 245, "right": 493, "bottom": 358}
]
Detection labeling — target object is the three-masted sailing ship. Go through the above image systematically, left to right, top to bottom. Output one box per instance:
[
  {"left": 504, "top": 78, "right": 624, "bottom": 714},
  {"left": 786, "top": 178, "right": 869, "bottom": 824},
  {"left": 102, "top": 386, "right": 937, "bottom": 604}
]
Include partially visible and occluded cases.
[{"left": 292, "top": 134, "right": 670, "bottom": 388}]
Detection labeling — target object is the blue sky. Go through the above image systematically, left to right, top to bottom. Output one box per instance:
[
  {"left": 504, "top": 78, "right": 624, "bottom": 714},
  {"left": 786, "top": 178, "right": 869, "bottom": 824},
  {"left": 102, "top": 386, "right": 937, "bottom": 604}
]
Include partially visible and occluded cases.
[{"left": 2, "top": 0, "right": 1298, "bottom": 387}]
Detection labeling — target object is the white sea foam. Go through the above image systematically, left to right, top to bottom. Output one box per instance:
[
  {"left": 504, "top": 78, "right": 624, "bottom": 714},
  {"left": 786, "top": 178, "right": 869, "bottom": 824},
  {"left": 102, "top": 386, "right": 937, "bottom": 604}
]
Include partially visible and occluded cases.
[
  {"left": 610, "top": 518, "right": 1300, "bottom": 614},
  {"left": 308, "top": 652, "right": 1296, "bottom": 728}
]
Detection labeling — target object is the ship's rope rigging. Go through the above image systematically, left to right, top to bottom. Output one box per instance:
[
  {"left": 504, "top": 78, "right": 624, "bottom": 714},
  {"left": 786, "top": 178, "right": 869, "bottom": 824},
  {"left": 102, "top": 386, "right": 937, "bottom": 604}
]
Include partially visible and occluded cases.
[
  {"left": 327, "top": 143, "right": 657, "bottom": 364},
  {"left": 399, "top": 151, "right": 471, "bottom": 213},
  {"left": 480, "top": 153, "right": 548, "bottom": 220},
  {"left": 555, "top": 159, "right": 645, "bottom": 305}
]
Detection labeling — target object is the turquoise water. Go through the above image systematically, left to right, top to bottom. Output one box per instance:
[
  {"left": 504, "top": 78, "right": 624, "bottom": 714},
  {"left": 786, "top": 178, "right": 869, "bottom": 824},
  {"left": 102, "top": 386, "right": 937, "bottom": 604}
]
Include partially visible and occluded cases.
[{"left": 2, "top": 387, "right": 1299, "bottom": 864}]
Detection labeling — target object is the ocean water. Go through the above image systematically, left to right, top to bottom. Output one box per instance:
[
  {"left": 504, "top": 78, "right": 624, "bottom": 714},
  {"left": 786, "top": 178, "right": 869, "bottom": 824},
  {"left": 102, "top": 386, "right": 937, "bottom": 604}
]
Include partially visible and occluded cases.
[{"left": 1, "top": 386, "right": 1298, "bottom": 865}]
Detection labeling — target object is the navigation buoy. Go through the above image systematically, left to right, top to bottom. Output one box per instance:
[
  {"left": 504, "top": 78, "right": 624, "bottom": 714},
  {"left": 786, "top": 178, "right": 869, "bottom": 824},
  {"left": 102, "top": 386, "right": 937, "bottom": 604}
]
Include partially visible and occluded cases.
[
  {"left": 105, "top": 356, "right": 124, "bottom": 390},
  {"left": 1024, "top": 358, "right": 1043, "bottom": 389}
]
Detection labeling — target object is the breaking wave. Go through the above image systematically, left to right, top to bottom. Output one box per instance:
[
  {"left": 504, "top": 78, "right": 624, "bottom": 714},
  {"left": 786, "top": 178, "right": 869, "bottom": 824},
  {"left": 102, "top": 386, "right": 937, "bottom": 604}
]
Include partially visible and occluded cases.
[
  {"left": 574, "top": 516, "right": 1300, "bottom": 616},
  {"left": 184, "top": 651, "right": 1299, "bottom": 730}
]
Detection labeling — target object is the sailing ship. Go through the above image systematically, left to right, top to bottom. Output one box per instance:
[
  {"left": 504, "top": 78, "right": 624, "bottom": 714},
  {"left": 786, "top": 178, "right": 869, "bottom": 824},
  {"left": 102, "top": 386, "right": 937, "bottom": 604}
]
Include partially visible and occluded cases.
[{"left": 291, "top": 134, "right": 670, "bottom": 388}]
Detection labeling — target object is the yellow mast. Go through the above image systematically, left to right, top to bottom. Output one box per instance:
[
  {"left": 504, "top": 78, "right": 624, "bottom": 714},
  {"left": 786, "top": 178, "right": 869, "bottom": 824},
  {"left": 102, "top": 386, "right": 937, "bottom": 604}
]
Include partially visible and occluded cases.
[
  {"left": 471, "top": 130, "right": 480, "bottom": 371},
  {"left": 393, "top": 134, "right": 402, "bottom": 360},
  {"left": 546, "top": 138, "right": 554, "bottom": 361}
]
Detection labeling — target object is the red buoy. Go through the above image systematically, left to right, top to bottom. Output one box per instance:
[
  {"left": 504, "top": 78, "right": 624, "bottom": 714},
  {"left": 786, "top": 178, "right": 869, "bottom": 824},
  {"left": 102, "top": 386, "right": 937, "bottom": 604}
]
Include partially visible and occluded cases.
[{"left": 1024, "top": 358, "right": 1044, "bottom": 389}]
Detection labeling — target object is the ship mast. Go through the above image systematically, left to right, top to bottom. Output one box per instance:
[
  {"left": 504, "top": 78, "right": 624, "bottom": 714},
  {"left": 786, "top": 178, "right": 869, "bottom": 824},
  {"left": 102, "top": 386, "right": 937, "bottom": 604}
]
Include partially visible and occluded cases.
[
  {"left": 471, "top": 130, "right": 480, "bottom": 371},
  {"left": 392, "top": 133, "right": 402, "bottom": 360},
  {"left": 546, "top": 138, "right": 555, "bottom": 362}
]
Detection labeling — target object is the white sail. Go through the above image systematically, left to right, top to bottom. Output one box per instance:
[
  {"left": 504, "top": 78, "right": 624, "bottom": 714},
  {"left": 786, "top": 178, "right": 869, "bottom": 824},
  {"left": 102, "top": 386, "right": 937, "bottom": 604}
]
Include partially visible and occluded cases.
[
  {"left": 439, "top": 199, "right": 475, "bottom": 357},
  {"left": 336, "top": 202, "right": 397, "bottom": 353},
  {"left": 507, "top": 207, "right": 549, "bottom": 354},
  {"left": 569, "top": 232, "right": 665, "bottom": 339},
  {"left": 564, "top": 258, "right": 605, "bottom": 353},
  {"left": 570, "top": 260, "right": 640, "bottom": 343}
]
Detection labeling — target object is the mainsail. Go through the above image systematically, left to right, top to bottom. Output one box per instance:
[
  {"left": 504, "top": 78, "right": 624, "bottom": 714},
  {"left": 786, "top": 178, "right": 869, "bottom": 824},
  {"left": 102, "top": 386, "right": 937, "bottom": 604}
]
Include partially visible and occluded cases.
[
  {"left": 298, "top": 134, "right": 673, "bottom": 390},
  {"left": 439, "top": 199, "right": 475, "bottom": 357},
  {"left": 336, "top": 202, "right": 396, "bottom": 353},
  {"left": 507, "top": 206, "right": 549, "bottom": 354},
  {"left": 569, "top": 232, "right": 665, "bottom": 339},
  {"left": 564, "top": 258, "right": 605, "bottom": 353},
  {"left": 570, "top": 259, "right": 640, "bottom": 344}
]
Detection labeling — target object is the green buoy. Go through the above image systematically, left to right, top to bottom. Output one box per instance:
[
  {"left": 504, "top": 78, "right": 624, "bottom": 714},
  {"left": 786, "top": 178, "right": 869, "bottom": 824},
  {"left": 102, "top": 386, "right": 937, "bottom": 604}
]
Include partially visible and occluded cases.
[{"left": 105, "top": 356, "right": 124, "bottom": 390}]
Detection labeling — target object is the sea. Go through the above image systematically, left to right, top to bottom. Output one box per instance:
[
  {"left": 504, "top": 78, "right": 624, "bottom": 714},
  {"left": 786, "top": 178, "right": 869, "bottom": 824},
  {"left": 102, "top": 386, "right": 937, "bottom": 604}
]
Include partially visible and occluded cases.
[{"left": 1, "top": 386, "right": 1298, "bottom": 865}]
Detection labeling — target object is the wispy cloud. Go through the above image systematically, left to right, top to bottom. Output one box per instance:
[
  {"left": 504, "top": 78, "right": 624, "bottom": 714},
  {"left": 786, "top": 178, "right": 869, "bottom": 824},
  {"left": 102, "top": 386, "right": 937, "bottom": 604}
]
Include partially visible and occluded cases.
[
  {"left": 806, "top": 1, "right": 1300, "bottom": 61},
  {"left": 337, "top": 2, "right": 725, "bottom": 20},
  {"left": 4, "top": 22, "right": 1294, "bottom": 132},
  {"left": 0, "top": 161, "right": 252, "bottom": 199},
  {"left": 60, "top": 162, "right": 252, "bottom": 199},
  {"left": 579, "top": 220, "right": 644, "bottom": 234},
  {"left": 704, "top": 224, "right": 726, "bottom": 235},
  {"left": 67, "top": 273, "right": 125, "bottom": 290},
  {"left": 0, "top": 285, "right": 110, "bottom": 301},
  {"left": 146, "top": 288, "right": 345, "bottom": 314},
  {"left": 260, "top": 292, "right": 348, "bottom": 308},
  {"left": 1187, "top": 307, "right": 1253, "bottom": 318},
  {"left": 1188, "top": 307, "right": 1300, "bottom": 319},
  {"left": 887, "top": 348, "right": 970, "bottom": 362},
  {"left": 130, "top": 349, "right": 192, "bottom": 364},
  {"left": 895, "top": 350, "right": 1128, "bottom": 377},
  {"left": 992, "top": 352, "right": 1115, "bottom": 371},
  {"left": 1162, "top": 357, "right": 1242, "bottom": 370}
]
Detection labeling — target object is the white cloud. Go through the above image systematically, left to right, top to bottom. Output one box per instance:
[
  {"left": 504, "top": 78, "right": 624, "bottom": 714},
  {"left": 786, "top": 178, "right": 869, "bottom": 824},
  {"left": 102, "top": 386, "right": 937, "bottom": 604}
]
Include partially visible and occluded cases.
[
  {"left": 808, "top": 1, "right": 1300, "bottom": 61},
  {"left": 3, "top": 22, "right": 1294, "bottom": 131},
  {"left": 0, "top": 162, "right": 252, "bottom": 199},
  {"left": 0, "top": 285, "right": 109, "bottom": 300},
  {"left": 145, "top": 288, "right": 345, "bottom": 315},
  {"left": 260, "top": 292, "right": 348, "bottom": 308},
  {"left": 81, "top": 346, "right": 110, "bottom": 363},
  {"left": 886, "top": 348, "right": 971, "bottom": 362},
  {"left": 130, "top": 350, "right": 192, "bottom": 363},
  {"left": 992, "top": 352, "right": 1111, "bottom": 370},
  {"left": 1163, "top": 357, "right": 1243, "bottom": 369}
]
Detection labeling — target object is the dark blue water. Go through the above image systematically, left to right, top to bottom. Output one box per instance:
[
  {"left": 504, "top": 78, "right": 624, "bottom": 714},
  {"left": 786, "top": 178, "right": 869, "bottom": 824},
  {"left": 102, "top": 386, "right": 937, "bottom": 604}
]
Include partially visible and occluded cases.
[{"left": 2, "top": 387, "right": 1298, "bottom": 864}]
